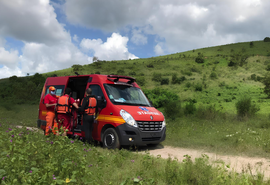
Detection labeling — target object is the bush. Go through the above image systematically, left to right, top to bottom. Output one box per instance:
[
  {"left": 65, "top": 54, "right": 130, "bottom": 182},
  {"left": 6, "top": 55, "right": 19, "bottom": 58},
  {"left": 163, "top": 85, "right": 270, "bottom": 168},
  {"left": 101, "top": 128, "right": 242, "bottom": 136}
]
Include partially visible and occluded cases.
[
  {"left": 264, "top": 37, "right": 270, "bottom": 42},
  {"left": 72, "top": 64, "right": 83, "bottom": 72},
  {"left": 146, "top": 64, "right": 154, "bottom": 68},
  {"left": 266, "top": 64, "right": 270, "bottom": 71},
  {"left": 117, "top": 69, "right": 125, "bottom": 75},
  {"left": 95, "top": 71, "right": 100, "bottom": 74},
  {"left": 129, "top": 71, "right": 136, "bottom": 76},
  {"left": 209, "top": 72, "right": 218, "bottom": 79},
  {"left": 152, "top": 73, "right": 162, "bottom": 82},
  {"left": 262, "top": 73, "right": 270, "bottom": 98},
  {"left": 172, "top": 74, "right": 186, "bottom": 84},
  {"left": 136, "top": 76, "right": 146, "bottom": 86},
  {"left": 160, "top": 78, "right": 169, "bottom": 85},
  {"left": 194, "top": 83, "right": 203, "bottom": 91},
  {"left": 143, "top": 88, "right": 179, "bottom": 108},
  {"left": 235, "top": 97, "right": 260, "bottom": 117},
  {"left": 163, "top": 100, "right": 182, "bottom": 120},
  {"left": 184, "top": 100, "right": 196, "bottom": 115},
  {"left": 196, "top": 104, "right": 219, "bottom": 120}
]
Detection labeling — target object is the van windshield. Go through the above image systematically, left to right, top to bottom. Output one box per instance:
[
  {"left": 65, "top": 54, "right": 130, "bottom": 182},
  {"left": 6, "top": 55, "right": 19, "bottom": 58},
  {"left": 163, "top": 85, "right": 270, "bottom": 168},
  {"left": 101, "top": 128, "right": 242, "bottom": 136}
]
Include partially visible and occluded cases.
[{"left": 104, "top": 84, "right": 151, "bottom": 106}]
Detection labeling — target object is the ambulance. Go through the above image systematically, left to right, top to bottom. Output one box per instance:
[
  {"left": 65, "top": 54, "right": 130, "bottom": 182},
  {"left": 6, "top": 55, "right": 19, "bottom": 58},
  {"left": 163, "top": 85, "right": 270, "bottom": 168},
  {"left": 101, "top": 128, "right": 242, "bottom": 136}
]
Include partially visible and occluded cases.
[{"left": 37, "top": 74, "right": 166, "bottom": 149}]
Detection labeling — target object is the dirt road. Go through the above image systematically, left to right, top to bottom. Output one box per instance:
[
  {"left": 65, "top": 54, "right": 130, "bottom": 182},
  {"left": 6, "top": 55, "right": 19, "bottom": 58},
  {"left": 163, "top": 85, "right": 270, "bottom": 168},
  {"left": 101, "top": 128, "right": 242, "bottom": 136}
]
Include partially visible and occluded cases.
[{"left": 139, "top": 145, "right": 270, "bottom": 179}]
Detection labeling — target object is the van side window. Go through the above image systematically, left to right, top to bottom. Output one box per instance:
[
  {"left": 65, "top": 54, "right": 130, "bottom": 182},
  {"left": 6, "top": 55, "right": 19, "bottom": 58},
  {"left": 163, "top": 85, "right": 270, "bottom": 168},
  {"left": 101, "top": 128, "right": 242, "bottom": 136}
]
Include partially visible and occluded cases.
[
  {"left": 45, "top": 85, "right": 65, "bottom": 96},
  {"left": 89, "top": 85, "right": 105, "bottom": 99}
]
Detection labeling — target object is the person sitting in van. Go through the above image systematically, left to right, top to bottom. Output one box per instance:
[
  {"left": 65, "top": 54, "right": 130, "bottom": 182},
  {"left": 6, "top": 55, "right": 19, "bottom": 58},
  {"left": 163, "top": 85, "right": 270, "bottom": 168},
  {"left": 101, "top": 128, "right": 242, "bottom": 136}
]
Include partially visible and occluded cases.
[
  {"left": 44, "top": 86, "right": 59, "bottom": 136},
  {"left": 55, "top": 87, "right": 79, "bottom": 136},
  {"left": 78, "top": 88, "right": 98, "bottom": 143}
]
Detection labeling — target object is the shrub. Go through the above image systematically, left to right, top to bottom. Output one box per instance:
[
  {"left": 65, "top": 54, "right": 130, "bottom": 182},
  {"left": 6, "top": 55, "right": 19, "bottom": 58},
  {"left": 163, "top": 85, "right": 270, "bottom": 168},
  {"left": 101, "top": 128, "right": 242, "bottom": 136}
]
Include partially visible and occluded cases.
[
  {"left": 264, "top": 37, "right": 270, "bottom": 42},
  {"left": 195, "top": 56, "right": 204, "bottom": 64},
  {"left": 72, "top": 64, "right": 83, "bottom": 72},
  {"left": 147, "top": 64, "right": 154, "bottom": 68},
  {"left": 266, "top": 64, "right": 270, "bottom": 71},
  {"left": 117, "top": 69, "right": 125, "bottom": 75},
  {"left": 95, "top": 71, "right": 100, "bottom": 74},
  {"left": 129, "top": 71, "right": 136, "bottom": 76},
  {"left": 209, "top": 72, "right": 218, "bottom": 79},
  {"left": 152, "top": 73, "right": 162, "bottom": 82},
  {"left": 263, "top": 73, "right": 270, "bottom": 98},
  {"left": 172, "top": 74, "right": 186, "bottom": 84},
  {"left": 251, "top": 74, "right": 257, "bottom": 81},
  {"left": 136, "top": 76, "right": 146, "bottom": 86},
  {"left": 160, "top": 78, "right": 169, "bottom": 85},
  {"left": 185, "top": 82, "right": 192, "bottom": 88},
  {"left": 194, "top": 83, "right": 203, "bottom": 91},
  {"left": 143, "top": 88, "right": 179, "bottom": 108},
  {"left": 235, "top": 97, "right": 260, "bottom": 117},
  {"left": 163, "top": 100, "right": 182, "bottom": 120},
  {"left": 184, "top": 100, "right": 196, "bottom": 115},
  {"left": 196, "top": 104, "right": 219, "bottom": 120}
]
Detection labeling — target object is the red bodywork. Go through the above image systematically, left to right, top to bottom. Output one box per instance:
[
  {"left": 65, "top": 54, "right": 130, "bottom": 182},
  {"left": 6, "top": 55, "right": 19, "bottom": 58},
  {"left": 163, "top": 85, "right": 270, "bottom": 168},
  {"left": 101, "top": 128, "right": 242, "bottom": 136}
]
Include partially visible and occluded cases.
[{"left": 38, "top": 74, "right": 165, "bottom": 143}]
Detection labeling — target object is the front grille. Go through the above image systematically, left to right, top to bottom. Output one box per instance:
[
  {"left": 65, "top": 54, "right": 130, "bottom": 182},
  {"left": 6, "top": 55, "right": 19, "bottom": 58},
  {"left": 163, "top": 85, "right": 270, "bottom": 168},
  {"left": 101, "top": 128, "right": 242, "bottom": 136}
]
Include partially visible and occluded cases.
[{"left": 137, "top": 121, "right": 162, "bottom": 132}]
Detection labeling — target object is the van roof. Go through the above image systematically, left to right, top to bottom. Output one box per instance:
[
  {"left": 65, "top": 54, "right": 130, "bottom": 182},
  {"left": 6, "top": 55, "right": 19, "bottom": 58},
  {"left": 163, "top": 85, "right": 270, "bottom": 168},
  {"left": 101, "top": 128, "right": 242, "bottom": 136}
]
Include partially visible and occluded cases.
[{"left": 46, "top": 74, "right": 139, "bottom": 87}]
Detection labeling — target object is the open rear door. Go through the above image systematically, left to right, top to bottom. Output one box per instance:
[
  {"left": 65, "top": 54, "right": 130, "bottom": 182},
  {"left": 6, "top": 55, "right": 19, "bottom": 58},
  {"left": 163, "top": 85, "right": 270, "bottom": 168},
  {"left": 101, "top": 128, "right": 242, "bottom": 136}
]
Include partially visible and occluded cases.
[{"left": 38, "top": 76, "right": 69, "bottom": 130}]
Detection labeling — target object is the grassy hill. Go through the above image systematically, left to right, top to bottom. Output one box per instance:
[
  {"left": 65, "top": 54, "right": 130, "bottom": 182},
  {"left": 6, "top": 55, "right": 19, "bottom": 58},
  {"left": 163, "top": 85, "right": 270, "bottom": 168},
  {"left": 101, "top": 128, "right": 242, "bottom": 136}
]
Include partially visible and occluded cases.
[
  {"left": 1, "top": 40, "right": 270, "bottom": 114},
  {"left": 44, "top": 40, "right": 270, "bottom": 114}
]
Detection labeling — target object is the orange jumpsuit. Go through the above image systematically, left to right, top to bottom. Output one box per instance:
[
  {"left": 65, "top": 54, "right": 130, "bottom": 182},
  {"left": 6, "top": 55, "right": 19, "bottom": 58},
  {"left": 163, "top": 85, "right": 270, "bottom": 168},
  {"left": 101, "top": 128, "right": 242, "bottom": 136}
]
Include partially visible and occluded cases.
[{"left": 44, "top": 94, "right": 59, "bottom": 135}]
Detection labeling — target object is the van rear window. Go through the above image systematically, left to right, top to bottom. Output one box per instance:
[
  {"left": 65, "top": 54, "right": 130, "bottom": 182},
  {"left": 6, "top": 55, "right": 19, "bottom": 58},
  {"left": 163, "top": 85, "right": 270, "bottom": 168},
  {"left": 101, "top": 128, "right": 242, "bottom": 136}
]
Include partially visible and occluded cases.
[{"left": 45, "top": 85, "right": 65, "bottom": 96}]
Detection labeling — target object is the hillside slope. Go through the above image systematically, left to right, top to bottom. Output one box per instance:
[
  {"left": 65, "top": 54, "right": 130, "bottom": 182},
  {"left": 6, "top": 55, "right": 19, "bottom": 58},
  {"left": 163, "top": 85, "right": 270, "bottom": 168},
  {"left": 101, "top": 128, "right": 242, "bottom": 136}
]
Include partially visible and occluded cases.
[{"left": 1, "top": 40, "right": 270, "bottom": 114}]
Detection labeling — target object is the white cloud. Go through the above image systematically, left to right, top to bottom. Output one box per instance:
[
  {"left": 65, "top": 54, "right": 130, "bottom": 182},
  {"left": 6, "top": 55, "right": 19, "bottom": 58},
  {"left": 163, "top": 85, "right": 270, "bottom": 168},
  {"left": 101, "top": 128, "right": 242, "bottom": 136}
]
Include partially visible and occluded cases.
[
  {"left": 0, "top": 0, "right": 70, "bottom": 45},
  {"left": 65, "top": 0, "right": 270, "bottom": 54},
  {"left": 131, "top": 29, "right": 147, "bottom": 45},
  {"left": 80, "top": 33, "right": 138, "bottom": 60},
  {"left": 73, "top": 34, "right": 79, "bottom": 42},
  {"left": 20, "top": 42, "right": 89, "bottom": 74},
  {"left": 154, "top": 44, "right": 164, "bottom": 56},
  {"left": 0, "top": 48, "right": 19, "bottom": 69},
  {"left": 0, "top": 66, "right": 23, "bottom": 79}
]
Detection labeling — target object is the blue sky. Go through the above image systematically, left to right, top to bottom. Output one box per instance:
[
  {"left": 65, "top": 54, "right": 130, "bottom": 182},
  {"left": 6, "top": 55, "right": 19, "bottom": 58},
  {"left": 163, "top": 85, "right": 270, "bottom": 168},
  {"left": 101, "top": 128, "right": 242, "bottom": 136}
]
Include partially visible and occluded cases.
[{"left": 0, "top": 0, "right": 269, "bottom": 79}]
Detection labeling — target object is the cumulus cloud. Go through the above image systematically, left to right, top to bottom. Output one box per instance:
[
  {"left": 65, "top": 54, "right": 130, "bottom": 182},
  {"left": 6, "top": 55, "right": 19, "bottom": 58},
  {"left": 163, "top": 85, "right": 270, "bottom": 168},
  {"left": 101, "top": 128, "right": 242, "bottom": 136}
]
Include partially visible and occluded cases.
[
  {"left": 0, "top": 0, "right": 70, "bottom": 45},
  {"left": 65, "top": 0, "right": 270, "bottom": 53},
  {"left": 131, "top": 29, "right": 147, "bottom": 45},
  {"left": 80, "top": 33, "right": 138, "bottom": 61},
  {"left": 20, "top": 42, "right": 89, "bottom": 74},
  {"left": 0, "top": 48, "right": 19, "bottom": 69},
  {"left": 0, "top": 66, "right": 23, "bottom": 79}
]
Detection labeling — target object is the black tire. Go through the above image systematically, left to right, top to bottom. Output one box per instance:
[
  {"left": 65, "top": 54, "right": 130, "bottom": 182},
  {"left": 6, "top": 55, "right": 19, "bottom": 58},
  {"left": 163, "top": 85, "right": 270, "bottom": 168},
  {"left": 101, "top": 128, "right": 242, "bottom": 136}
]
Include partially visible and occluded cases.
[{"left": 102, "top": 128, "right": 120, "bottom": 149}]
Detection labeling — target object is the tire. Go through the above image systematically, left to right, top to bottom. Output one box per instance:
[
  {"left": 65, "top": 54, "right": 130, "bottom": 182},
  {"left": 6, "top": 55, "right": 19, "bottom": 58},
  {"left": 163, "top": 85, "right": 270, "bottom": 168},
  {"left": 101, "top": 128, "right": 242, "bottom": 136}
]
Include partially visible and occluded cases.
[{"left": 102, "top": 128, "right": 120, "bottom": 149}]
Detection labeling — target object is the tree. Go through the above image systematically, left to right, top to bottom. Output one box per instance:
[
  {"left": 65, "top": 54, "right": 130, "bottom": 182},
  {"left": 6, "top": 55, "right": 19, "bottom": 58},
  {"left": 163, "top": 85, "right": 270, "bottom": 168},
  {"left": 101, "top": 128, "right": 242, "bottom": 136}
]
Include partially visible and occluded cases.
[
  {"left": 263, "top": 37, "right": 270, "bottom": 42},
  {"left": 93, "top": 56, "right": 98, "bottom": 62},
  {"left": 263, "top": 72, "right": 270, "bottom": 98}
]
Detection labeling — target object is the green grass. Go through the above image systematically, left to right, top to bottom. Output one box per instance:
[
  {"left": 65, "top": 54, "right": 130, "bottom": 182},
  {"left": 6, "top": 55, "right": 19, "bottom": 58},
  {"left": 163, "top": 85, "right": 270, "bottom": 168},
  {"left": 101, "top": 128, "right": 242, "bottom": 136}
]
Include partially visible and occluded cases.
[{"left": 0, "top": 119, "right": 268, "bottom": 184}]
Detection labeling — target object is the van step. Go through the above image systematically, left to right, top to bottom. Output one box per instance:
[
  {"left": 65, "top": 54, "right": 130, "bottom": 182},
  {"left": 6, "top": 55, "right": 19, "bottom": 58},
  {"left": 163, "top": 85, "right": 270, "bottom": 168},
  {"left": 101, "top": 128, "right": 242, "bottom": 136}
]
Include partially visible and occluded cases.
[{"left": 73, "top": 128, "right": 81, "bottom": 132}]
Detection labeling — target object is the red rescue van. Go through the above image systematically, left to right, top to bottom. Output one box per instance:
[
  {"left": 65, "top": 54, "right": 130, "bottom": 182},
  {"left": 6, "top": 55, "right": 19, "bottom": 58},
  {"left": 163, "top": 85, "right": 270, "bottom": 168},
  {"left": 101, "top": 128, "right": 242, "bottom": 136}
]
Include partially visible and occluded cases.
[{"left": 37, "top": 74, "right": 166, "bottom": 149}]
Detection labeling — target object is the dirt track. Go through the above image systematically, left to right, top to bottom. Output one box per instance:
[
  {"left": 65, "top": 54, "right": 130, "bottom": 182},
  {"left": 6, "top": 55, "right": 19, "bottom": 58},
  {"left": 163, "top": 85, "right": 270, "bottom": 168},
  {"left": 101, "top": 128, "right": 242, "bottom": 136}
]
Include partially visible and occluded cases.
[{"left": 138, "top": 145, "right": 270, "bottom": 179}]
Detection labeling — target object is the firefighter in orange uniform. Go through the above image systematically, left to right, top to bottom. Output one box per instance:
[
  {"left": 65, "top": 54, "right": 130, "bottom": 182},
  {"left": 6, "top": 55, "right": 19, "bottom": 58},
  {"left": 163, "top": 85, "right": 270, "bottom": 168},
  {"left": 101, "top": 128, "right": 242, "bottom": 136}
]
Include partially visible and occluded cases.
[
  {"left": 44, "top": 86, "right": 59, "bottom": 136},
  {"left": 55, "top": 87, "right": 79, "bottom": 136},
  {"left": 78, "top": 88, "right": 98, "bottom": 143}
]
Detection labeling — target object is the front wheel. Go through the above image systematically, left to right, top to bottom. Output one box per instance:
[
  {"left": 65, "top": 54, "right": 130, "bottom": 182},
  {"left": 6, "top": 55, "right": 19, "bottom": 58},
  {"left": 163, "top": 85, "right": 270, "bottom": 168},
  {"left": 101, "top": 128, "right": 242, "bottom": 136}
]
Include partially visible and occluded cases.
[{"left": 102, "top": 128, "right": 120, "bottom": 149}]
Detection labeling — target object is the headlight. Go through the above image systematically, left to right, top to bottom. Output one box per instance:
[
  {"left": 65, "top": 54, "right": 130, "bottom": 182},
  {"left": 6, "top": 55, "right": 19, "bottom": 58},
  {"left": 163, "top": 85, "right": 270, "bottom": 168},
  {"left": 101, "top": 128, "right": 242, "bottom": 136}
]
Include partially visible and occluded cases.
[
  {"left": 120, "top": 109, "right": 137, "bottom": 127},
  {"left": 162, "top": 119, "right": 166, "bottom": 128}
]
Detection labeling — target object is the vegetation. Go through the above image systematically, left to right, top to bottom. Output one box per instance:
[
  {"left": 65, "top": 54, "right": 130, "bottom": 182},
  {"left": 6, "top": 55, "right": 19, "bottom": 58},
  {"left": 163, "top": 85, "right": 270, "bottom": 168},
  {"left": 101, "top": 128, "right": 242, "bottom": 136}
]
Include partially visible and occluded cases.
[
  {"left": 1, "top": 39, "right": 270, "bottom": 183},
  {"left": 0, "top": 120, "right": 268, "bottom": 184}
]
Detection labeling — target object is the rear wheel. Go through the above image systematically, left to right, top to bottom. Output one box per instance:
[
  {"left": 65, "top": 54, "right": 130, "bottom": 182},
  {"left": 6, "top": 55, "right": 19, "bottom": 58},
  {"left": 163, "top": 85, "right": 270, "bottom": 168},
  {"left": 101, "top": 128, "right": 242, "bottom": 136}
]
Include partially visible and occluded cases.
[{"left": 102, "top": 128, "right": 120, "bottom": 149}]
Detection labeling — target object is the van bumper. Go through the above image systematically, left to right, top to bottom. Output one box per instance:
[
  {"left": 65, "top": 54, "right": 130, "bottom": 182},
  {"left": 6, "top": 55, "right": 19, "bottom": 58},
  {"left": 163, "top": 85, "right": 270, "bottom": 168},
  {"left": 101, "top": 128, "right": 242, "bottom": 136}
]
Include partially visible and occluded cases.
[{"left": 115, "top": 123, "right": 166, "bottom": 146}]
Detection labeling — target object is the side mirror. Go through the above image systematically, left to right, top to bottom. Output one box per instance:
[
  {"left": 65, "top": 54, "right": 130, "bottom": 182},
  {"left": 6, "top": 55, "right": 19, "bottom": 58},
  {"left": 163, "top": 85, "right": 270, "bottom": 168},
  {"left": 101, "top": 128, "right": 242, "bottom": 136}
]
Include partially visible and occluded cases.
[{"left": 97, "top": 96, "right": 106, "bottom": 109}]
